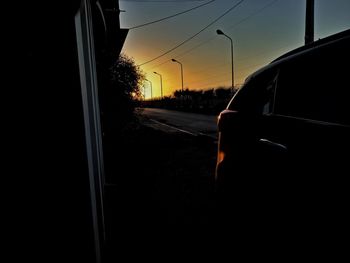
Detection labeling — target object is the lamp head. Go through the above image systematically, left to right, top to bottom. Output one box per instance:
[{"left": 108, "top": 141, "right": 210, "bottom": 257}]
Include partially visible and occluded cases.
[
  {"left": 216, "top": 29, "right": 224, "bottom": 35},
  {"left": 171, "top": 59, "right": 177, "bottom": 62}
]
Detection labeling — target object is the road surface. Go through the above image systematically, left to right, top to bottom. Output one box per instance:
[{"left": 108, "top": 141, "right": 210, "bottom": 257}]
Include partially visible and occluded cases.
[{"left": 140, "top": 108, "right": 218, "bottom": 139}]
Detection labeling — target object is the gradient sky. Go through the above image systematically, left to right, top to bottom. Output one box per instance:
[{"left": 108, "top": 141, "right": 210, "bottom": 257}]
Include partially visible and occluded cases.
[{"left": 119, "top": 0, "right": 350, "bottom": 98}]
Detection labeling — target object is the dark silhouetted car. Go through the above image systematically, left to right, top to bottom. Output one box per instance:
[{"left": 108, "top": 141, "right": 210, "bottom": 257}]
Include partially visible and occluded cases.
[{"left": 215, "top": 29, "right": 350, "bottom": 232}]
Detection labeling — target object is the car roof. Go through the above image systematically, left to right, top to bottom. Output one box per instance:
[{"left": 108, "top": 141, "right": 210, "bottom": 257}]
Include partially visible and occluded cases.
[
  {"left": 246, "top": 29, "right": 350, "bottom": 81},
  {"left": 272, "top": 29, "right": 350, "bottom": 62}
]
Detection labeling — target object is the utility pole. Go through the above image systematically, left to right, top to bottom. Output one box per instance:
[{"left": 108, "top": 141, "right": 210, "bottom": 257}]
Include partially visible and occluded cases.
[{"left": 305, "top": 0, "right": 314, "bottom": 45}]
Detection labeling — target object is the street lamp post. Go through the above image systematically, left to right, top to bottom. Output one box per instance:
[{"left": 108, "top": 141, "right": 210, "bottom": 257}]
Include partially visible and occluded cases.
[
  {"left": 217, "top": 29, "right": 234, "bottom": 91},
  {"left": 171, "top": 59, "right": 184, "bottom": 93},
  {"left": 153, "top": 72, "right": 163, "bottom": 98},
  {"left": 145, "top": 79, "right": 153, "bottom": 99}
]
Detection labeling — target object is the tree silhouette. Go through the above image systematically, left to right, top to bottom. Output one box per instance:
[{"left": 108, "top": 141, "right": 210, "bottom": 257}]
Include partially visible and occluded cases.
[
  {"left": 102, "top": 53, "right": 145, "bottom": 181},
  {"left": 110, "top": 53, "right": 145, "bottom": 124},
  {"left": 111, "top": 53, "right": 144, "bottom": 100},
  {"left": 215, "top": 87, "right": 231, "bottom": 99},
  {"left": 174, "top": 89, "right": 183, "bottom": 99}
]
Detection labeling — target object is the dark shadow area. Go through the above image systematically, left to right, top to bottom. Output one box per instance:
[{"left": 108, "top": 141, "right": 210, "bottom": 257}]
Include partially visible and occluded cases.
[
  {"left": 6, "top": 1, "right": 98, "bottom": 262},
  {"left": 102, "top": 114, "right": 217, "bottom": 259}
]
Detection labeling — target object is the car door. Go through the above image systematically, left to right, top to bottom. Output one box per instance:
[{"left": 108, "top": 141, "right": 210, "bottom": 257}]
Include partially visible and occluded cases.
[
  {"left": 257, "top": 37, "right": 350, "bottom": 231},
  {"left": 217, "top": 67, "right": 283, "bottom": 217}
]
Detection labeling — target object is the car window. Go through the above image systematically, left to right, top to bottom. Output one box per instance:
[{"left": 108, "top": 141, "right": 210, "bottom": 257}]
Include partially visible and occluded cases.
[
  {"left": 275, "top": 37, "right": 350, "bottom": 125},
  {"left": 228, "top": 68, "right": 278, "bottom": 115},
  {"left": 260, "top": 71, "right": 278, "bottom": 115},
  {"left": 227, "top": 79, "right": 253, "bottom": 112}
]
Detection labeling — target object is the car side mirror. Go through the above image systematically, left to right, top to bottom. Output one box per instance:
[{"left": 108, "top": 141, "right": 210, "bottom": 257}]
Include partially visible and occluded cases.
[{"left": 218, "top": 110, "right": 242, "bottom": 132}]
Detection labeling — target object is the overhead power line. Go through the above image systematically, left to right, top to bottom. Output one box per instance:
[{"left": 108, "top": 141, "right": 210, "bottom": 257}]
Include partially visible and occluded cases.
[
  {"left": 122, "top": 0, "right": 207, "bottom": 2},
  {"left": 128, "top": 0, "right": 216, "bottom": 29},
  {"left": 138, "top": 0, "right": 246, "bottom": 66},
  {"left": 142, "top": 0, "right": 278, "bottom": 70},
  {"left": 143, "top": 0, "right": 279, "bottom": 72},
  {"left": 174, "top": 0, "right": 280, "bottom": 60},
  {"left": 228, "top": 0, "right": 279, "bottom": 29},
  {"left": 174, "top": 37, "right": 216, "bottom": 59},
  {"left": 187, "top": 42, "right": 296, "bottom": 83}
]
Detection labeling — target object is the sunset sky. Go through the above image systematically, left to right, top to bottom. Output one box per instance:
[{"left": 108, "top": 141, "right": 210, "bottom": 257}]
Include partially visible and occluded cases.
[{"left": 119, "top": 0, "right": 350, "bottom": 98}]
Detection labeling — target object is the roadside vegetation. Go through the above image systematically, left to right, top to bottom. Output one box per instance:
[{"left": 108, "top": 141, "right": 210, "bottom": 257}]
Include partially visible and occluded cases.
[
  {"left": 100, "top": 53, "right": 145, "bottom": 179},
  {"left": 108, "top": 53, "right": 145, "bottom": 127},
  {"left": 140, "top": 87, "right": 237, "bottom": 115}
]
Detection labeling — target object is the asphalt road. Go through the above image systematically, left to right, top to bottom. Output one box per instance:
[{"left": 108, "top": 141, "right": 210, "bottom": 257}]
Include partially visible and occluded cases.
[{"left": 140, "top": 108, "right": 218, "bottom": 139}]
